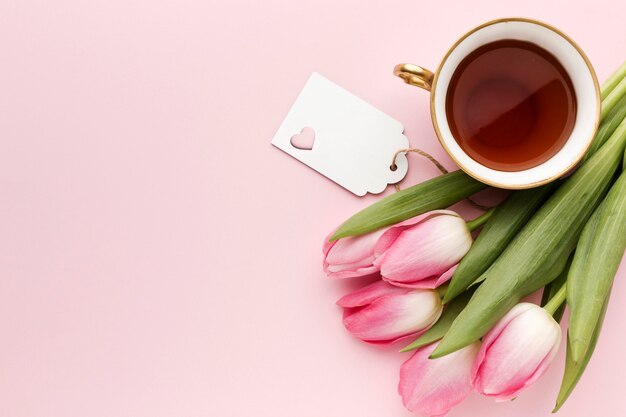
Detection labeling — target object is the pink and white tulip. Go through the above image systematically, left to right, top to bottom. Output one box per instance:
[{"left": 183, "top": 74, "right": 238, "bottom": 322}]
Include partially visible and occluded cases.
[
  {"left": 374, "top": 210, "right": 472, "bottom": 288},
  {"left": 323, "top": 228, "right": 387, "bottom": 279},
  {"left": 337, "top": 280, "right": 442, "bottom": 345},
  {"left": 471, "top": 302, "right": 562, "bottom": 401},
  {"left": 399, "top": 341, "right": 480, "bottom": 417}
]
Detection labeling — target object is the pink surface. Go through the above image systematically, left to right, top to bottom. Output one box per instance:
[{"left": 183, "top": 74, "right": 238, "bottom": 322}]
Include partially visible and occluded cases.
[{"left": 0, "top": 1, "right": 625, "bottom": 416}]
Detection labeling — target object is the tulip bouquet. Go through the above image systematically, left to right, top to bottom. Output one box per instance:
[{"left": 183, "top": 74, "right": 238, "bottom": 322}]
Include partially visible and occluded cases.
[{"left": 322, "top": 61, "right": 626, "bottom": 416}]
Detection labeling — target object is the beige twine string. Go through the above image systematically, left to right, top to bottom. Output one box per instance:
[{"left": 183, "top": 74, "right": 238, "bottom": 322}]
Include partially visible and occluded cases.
[{"left": 390, "top": 148, "right": 493, "bottom": 211}]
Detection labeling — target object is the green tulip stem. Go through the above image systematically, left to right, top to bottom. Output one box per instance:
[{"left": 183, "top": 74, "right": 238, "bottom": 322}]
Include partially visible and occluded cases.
[
  {"left": 466, "top": 208, "right": 495, "bottom": 232},
  {"left": 544, "top": 283, "right": 567, "bottom": 316}
]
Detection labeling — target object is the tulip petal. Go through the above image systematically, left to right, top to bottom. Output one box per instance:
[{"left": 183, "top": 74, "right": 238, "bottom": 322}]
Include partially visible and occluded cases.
[
  {"left": 374, "top": 210, "right": 454, "bottom": 256},
  {"left": 374, "top": 214, "right": 472, "bottom": 284},
  {"left": 323, "top": 228, "right": 387, "bottom": 279},
  {"left": 326, "top": 229, "right": 386, "bottom": 265},
  {"left": 322, "top": 230, "right": 337, "bottom": 256},
  {"left": 325, "top": 254, "right": 380, "bottom": 279},
  {"left": 326, "top": 255, "right": 375, "bottom": 273},
  {"left": 384, "top": 264, "right": 458, "bottom": 289},
  {"left": 325, "top": 265, "right": 380, "bottom": 280},
  {"left": 384, "top": 276, "right": 440, "bottom": 289},
  {"left": 336, "top": 280, "right": 407, "bottom": 308},
  {"left": 342, "top": 289, "right": 442, "bottom": 344},
  {"left": 471, "top": 303, "right": 536, "bottom": 381},
  {"left": 472, "top": 304, "right": 562, "bottom": 401},
  {"left": 509, "top": 332, "right": 561, "bottom": 397},
  {"left": 399, "top": 341, "right": 480, "bottom": 417}
]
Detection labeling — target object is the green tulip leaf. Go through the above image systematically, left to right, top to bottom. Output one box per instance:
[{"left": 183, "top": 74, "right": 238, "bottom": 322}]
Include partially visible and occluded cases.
[
  {"left": 567, "top": 169, "right": 626, "bottom": 362},
  {"left": 330, "top": 171, "right": 485, "bottom": 241},
  {"left": 445, "top": 184, "right": 555, "bottom": 303},
  {"left": 554, "top": 289, "right": 612, "bottom": 412}
]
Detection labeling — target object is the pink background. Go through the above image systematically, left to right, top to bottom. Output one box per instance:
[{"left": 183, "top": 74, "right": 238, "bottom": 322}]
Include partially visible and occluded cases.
[{"left": 1, "top": 0, "right": 625, "bottom": 416}]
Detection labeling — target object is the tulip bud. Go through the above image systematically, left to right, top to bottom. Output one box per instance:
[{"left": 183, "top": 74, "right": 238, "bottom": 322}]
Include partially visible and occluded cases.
[
  {"left": 374, "top": 210, "right": 472, "bottom": 288},
  {"left": 322, "top": 228, "right": 386, "bottom": 279},
  {"left": 337, "top": 280, "right": 442, "bottom": 345},
  {"left": 471, "top": 303, "right": 562, "bottom": 401},
  {"left": 399, "top": 341, "right": 480, "bottom": 417}
]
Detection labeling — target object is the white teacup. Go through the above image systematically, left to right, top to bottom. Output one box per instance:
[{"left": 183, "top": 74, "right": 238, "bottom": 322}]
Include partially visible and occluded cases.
[{"left": 394, "top": 17, "right": 601, "bottom": 189}]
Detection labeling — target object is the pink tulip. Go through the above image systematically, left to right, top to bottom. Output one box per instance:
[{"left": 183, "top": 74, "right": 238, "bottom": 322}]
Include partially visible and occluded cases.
[
  {"left": 373, "top": 210, "right": 472, "bottom": 288},
  {"left": 322, "top": 227, "right": 387, "bottom": 279},
  {"left": 337, "top": 280, "right": 442, "bottom": 345},
  {"left": 471, "top": 303, "right": 562, "bottom": 401},
  {"left": 399, "top": 341, "right": 480, "bottom": 417}
]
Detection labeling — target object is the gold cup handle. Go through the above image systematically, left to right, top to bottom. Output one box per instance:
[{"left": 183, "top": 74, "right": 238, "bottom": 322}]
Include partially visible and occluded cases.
[{"left": 393, "top": 64, "right": 435, "bottom": 91}]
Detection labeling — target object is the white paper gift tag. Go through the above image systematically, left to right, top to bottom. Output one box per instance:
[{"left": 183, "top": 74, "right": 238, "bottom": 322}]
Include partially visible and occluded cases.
[{"left": 271, "top": 72, "right": 409, "bottom": 196}]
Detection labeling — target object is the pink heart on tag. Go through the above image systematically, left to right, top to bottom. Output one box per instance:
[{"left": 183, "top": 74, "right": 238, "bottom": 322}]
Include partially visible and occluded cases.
[{"left": 290, "top": 127, "right": 315, "bottom": 150}]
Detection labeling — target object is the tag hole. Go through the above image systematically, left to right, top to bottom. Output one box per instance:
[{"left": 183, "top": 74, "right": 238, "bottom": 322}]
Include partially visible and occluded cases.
[{"left": 390, "top": 163, "right": 398, "bottom": 172}]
